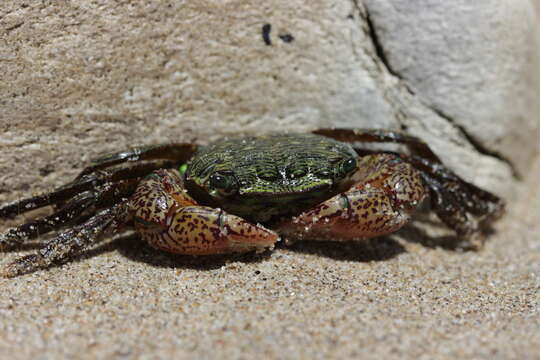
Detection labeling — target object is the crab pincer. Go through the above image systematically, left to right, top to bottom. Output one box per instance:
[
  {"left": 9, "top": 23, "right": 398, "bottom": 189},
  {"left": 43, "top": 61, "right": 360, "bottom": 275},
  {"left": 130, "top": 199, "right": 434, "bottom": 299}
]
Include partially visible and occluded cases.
[
  {"left": 276, "top": 154, "right": 427, "bottom": 241},
  {"left": 129, "top": 169, "right": 278, "bottom": 255}
]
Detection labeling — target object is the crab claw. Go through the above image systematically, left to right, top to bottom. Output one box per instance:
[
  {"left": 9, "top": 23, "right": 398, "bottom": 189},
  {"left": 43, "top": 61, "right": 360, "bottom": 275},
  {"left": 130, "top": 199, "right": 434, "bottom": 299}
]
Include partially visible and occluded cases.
[
  {"left": 275, "top": 154, "right": 427, "bottom": 242},
  {"left": 129, "top": 169, "right": 278, "bottom": 255},
  {"left": 275, "top": 189, "right": 412, "bottom": 241},
  {"left": 134, "top": 205, "right": 279, "bottom": 255}
]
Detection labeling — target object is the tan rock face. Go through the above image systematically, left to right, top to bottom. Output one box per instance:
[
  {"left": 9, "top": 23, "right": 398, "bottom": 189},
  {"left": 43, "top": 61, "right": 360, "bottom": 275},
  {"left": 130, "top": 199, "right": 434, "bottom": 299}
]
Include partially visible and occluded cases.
[
  {"left": 0, "top": 0, "right": 538, "bottom": 205},
  {"left": 364, "top": 0, "right": 540, "bottom": 177}
]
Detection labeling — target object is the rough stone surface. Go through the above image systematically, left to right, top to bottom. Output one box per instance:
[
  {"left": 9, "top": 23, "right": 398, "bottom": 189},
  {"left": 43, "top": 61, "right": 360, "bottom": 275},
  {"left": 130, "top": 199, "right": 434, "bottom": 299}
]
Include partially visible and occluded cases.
[
  {"left": 0, "top": 0, "right": 538, "bottom": 203},
  {"left": 364, "top": 0, "right": 540, "bottom": 176}
]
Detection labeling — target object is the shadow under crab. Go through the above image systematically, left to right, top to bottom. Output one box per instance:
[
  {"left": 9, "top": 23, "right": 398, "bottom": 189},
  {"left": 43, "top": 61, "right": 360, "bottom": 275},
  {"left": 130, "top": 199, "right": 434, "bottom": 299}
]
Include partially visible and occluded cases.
[{"left": 0, "top": 128, "right": 505, "bottom": 277}]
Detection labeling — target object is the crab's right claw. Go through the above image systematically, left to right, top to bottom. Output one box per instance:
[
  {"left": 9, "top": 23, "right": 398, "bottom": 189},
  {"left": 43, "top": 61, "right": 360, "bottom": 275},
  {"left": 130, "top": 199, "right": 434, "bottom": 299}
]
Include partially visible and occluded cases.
[
  {"left": 129, "top": 169, "right": 278, "bottom": 255},
  {"left": 134, "top": 205, "right": 279, "bottom": 255}
]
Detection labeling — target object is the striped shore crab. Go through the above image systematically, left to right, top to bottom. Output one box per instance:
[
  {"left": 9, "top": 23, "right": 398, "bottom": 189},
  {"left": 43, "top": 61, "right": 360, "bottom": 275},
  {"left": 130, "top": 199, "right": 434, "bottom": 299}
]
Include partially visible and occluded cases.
[{"left": 0, "top": 129, "right": 504, "bottom": 277}]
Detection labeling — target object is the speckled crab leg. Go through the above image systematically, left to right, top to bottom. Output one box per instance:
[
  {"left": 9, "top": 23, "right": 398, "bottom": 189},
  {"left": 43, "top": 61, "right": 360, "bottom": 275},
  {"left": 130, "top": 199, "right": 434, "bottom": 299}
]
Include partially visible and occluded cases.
[
  {"left": 313, "top": 128, "right": 442, "bottom": 163},
  {"left": 77, "top": 143, "right": 198, "bottom": 177},
  {"left": 275, "top": 154, "right": 427, "bottom": 241},
  {"left": 404, "top": 154, "right": 504, "bottom": 216},
  {"left": 0, "top": 160, "right": 175, "bottom": 218},
  {"left": 129, "top": 169, "right": 278, "bottom": 255},
  {"left": 0, "top": 179, "right": 139, "bottom": 250},
  {"left": 2, "top": 201, "right": 128, "bottom": 278}
]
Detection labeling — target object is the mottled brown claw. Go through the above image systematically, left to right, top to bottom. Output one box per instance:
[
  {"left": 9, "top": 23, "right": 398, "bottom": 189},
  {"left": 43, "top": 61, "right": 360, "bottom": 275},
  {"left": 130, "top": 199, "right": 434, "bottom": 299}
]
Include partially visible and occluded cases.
[
  {"left": 275, "top": 154, "right": 427, "bottom": 242},
  {"left": 130, "top": 169, "right": 278, "bottom": 255},
  {"left": 275, "top": 189, "right": 418, "bottom": 242},
  {"left": 136, "top": 206, "right": 278, "bottom": 255}
]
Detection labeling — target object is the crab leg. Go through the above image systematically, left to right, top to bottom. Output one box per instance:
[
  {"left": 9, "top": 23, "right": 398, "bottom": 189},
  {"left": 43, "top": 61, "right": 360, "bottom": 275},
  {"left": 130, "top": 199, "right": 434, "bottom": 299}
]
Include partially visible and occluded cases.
[
  {"left": 313, "top": 128, "right": 441, "bottom": 162},
  {"left": 78, "top": 143, "right": 198, "bottom": 176},
  {"left": 275, "top": 154, "right": 427, "bottom": 241},
  {"left": 404, "top": 154, "right": 504, "bottom": 215},
  {"left": 0, "top": 160, "right": 175, "bottom": 218},
  {"left": 129, "top": 169, "right": 278, "bottom": 255},
  {"left": 0, "top": 179, "right": 139, "bottom": 249},
  {"left": 0, "top": 191, "right": 96, "bottom": 250},
  {"left": 2, "top": 202, "right": 127, "bottom": 277}
]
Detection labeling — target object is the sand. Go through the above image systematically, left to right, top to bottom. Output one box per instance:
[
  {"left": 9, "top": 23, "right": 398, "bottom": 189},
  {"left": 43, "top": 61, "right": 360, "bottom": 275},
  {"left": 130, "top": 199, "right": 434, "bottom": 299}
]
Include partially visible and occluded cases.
[{"left": 0, "top": 161, "right": 538, "bottom": 360}]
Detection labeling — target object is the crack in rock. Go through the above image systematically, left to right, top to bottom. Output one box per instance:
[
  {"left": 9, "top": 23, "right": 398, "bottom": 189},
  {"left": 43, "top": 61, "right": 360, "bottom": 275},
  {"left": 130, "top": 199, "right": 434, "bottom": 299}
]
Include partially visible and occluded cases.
[
  {"left": 351, "top": 0, "right": 518, "bottom": 180},
  {"left": 429, "top": 107, "right": 520, "bottom": 179}
]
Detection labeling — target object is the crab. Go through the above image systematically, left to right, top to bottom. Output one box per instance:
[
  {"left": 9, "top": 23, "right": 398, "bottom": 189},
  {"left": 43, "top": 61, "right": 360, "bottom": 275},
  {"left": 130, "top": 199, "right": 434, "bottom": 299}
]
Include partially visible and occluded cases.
[{"left": 0, "top": 128, "right": 504, "bottom": 277}]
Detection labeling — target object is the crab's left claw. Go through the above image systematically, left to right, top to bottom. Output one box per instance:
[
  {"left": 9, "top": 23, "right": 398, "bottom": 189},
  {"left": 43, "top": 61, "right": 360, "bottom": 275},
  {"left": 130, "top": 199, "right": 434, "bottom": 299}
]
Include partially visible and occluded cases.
[
  {"left": 313, "top": 128, "right": 505, "bottom": 248},
  {"left": 275, "top": 154, "right": 427, "bottom": 242}
]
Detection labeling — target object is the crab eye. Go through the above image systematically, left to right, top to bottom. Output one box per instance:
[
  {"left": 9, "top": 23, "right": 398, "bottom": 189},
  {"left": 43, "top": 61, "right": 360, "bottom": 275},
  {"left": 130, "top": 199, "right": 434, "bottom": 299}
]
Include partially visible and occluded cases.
[
  {"left": 340, "top": 158, "right": 357, "bottom": 175},
  {"left": 178, "top": 164, "right": 188, "bottom": 177},
  {"left": 208, "top": 172, "right": 238, "bottom": 195}
]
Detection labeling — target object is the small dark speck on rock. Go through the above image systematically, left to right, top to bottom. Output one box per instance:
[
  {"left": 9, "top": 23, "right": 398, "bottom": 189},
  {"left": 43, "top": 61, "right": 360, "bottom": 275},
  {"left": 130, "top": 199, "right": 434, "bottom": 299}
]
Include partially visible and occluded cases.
[
  {"left": 262, "top": 23, "right": 272, "bottom": 45},
  {"left": 278, "top": 34, "right": 294, "bottom": 43},
  {"left": 39, "top": 164, "right": 55, "bottom": 177},
  {"left": 254, "top": 270, "right": 261, "bottom": 275}
]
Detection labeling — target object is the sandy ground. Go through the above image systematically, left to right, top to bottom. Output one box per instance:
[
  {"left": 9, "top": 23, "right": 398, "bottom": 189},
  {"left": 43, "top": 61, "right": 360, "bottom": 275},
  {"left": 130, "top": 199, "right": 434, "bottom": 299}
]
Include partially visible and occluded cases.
[{"left": 0, "top": 160, "right": 538, "bottom": 360}]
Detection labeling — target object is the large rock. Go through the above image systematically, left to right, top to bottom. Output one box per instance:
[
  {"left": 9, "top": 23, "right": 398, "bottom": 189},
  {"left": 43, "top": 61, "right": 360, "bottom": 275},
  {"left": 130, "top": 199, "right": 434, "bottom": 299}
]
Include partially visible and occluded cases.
[
  {"left": 0, "top": 0, "right": 538, "bottom": 205},
  {"left": 363, "top": 0, "right": 540, "bottom": 178}
]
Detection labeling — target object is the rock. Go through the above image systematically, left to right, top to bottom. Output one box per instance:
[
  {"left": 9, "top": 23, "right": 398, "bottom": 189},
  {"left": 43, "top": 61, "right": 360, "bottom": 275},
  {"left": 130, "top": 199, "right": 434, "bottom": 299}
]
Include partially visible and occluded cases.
[
  {"left": 0, "top": 0, "right": 538, "bottom": 206},
  {"left": 363, "top": 0, "right": 540, "bottom": 179}
]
